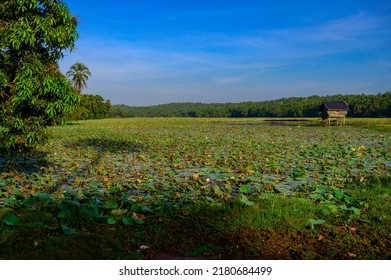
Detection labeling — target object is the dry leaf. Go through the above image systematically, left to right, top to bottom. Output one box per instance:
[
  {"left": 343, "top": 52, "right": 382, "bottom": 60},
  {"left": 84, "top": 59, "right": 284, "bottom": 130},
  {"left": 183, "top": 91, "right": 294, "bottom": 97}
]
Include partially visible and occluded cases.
[
  {"left": 357, "top": 145, "right": 366, "bottom": 151},
  {"left": 14, "top": 176, "right": 22, "bottom": 182},
  {"left": 132, "top": 213, "right": 145, "bottom": 220},
  {"left": 349, "top": 227, "right": 357, "bottom": 233},
  {"left": 318, "top": 235, "right": 324, "bottom": 241},
  {"left": 348, "top": 252, "right": 357, "bottom": 257}
]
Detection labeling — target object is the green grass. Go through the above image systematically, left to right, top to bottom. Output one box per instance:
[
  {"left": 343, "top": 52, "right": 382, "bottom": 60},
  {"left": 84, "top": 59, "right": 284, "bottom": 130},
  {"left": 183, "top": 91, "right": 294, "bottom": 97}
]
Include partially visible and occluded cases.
[
  {"left": 1, "top": 118, "right": 390, "bottom": 259},
  {"left": 345, "top": 118, "right": 391, "bottom": 132},
  {"left": 1, "top": 185, "right": 390, "bottom": 259},
  {"left": 232, "top": 194, "right": 331, "bottom": 230}
]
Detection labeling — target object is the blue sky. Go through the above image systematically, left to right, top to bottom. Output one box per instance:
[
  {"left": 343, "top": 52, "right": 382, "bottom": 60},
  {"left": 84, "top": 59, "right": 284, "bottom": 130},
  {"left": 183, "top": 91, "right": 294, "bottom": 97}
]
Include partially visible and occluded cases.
[{"left": 59, "top": 0, "right": 391, "bottom": 106}]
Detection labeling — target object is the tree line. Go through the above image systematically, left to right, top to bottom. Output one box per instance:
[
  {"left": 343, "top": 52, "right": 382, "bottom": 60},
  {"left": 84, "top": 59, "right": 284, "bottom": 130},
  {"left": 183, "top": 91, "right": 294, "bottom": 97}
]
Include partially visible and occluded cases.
[
  {"left": 108, "top": 91, "right": 391, "bottom": 118},
  {"left": 66, "top": 94, "right": 111, "bottom": 120}
]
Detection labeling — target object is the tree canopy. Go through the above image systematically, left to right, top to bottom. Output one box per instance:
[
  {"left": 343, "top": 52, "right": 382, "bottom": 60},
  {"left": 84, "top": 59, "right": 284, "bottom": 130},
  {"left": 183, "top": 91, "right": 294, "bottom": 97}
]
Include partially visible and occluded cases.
[
  {"left": 0, "top": 0, "right": 79, "bottom": 154},
  {"left": 109, "top": 91, "right": 391, "bottom": 118}
]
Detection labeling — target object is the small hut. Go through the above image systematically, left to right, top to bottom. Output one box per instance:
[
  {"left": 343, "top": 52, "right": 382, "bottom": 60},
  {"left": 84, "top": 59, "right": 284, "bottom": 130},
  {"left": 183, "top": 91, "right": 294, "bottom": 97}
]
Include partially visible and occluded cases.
[{"left": 319, "top": 101, "right": 349, "bottom": 126}]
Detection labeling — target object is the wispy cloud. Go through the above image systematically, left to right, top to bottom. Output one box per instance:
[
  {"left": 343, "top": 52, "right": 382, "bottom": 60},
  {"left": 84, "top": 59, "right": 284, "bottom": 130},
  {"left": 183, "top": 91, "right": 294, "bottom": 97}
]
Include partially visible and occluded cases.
[
  {"left": 227, "top": 12, "right": 391, "bottom": 58},
  {"left": 311, "top": 12, "right": 388, "bottom": 41}
]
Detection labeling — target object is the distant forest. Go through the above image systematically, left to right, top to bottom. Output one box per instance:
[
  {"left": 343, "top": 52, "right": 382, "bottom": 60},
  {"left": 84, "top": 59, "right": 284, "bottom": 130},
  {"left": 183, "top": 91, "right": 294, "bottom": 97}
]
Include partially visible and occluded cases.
[{"left": 108, "top": 91, "right": 391, "bottom": 118}]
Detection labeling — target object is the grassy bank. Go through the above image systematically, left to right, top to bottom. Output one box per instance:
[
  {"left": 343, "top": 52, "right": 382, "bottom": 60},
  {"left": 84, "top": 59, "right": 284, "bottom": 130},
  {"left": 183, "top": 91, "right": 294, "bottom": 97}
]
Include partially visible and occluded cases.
[{"left": 1, "top": 177, "right": 390, "bottom": 259}]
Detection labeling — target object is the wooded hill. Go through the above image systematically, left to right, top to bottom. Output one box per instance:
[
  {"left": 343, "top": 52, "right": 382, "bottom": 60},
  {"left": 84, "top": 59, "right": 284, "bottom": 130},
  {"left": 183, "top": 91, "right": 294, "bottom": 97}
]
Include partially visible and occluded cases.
[{"left": 109, "top": 91, "right": 391, "bottom": 118}]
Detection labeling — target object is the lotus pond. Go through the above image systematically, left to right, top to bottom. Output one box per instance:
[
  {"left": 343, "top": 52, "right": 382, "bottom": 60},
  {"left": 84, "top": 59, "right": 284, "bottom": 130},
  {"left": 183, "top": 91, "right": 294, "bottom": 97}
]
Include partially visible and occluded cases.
[{"left": 1, "top": 118, "right": 390, "bottom": 259}]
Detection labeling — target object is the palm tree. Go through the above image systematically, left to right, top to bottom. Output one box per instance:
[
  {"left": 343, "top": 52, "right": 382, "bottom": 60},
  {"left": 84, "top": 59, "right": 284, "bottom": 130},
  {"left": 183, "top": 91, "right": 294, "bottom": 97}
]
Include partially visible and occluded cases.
[{"left": 66, "top": 62, "right": 91, "bottom": 94}]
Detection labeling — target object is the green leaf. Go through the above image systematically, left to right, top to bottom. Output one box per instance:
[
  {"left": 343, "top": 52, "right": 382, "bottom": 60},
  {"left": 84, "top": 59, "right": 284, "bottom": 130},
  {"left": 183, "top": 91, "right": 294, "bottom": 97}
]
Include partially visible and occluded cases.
[
  {"left": 213, "top": 185, "right": 223, "bottom": 197},
  {"left": 239, "top": 185, "right": 252, "bottom": 193},
  {"left": 12, "top": 188, "right": 24, "bottom": 198},
  {"left": 333, "top": 189, "right": 344, "bottom": 199},
  {"left": 37, "top": 193, "right": 51, "bottom": 202},
  {"left": 310, "top": 193, "right": 324, "bottom": 201},
  {"left": 240, "top": 194, "right": 255, "bottom": 207},
  {"left": 344, "top": 196, "right": 357, "bottom": 205},
  {"left": 22, "top": 197, "right": 39, "bottom": 207},
  {"left": 82, "top": 199, "right": 99, "bottom": 218},
  {"left": 103, "top": 201, "right": 118, "bottom": 209},
  {"left": 57, "top": 203, "right": 69, "bottom": 211},
  {"left": 81, "top": 204, "right": 99, "bottom": 218},
  {"left": 131, "top": 204, "right": 142, "bottom": 212},
  {"left": 328, "top": 204, "right": 339, "bottom": 213},
  {"left": 339, "top": 204, "right": 349, "bottom": 211},
  {"left": 140, "top": 205, "right": 154, "bottom": 213},
  {"left": 349, "top": 207, "right": 361, "bottom": 219},
  {"left": 58, "top": 210, "right": 71, "bottom": 219},
  {"left": 2, "top": 212, "right": 19, "bottom": 226},
  {"left": 107, "top": 217, "right": 116, "bottom": 225},
  {"left": 122, "top": 217, "right": 134, "bottom": 226},
  {"left": 132, "top": 217, "right": 145, "bottom": 225},
  {"left": 308, "top": 219, "right": 325, "bottom": 230},
  {"left": 61, "top": 224, "right": 77, "bottom": 235},
  {"left": 46, "top": 226, "right": 59, "bottom": 231}
]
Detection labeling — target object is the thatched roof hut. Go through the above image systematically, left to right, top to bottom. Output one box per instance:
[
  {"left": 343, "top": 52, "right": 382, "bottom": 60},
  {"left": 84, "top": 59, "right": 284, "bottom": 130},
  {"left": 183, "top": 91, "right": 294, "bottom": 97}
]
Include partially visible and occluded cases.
[{"left": 320, "top": 101, "right": 349, "bottom": 125}]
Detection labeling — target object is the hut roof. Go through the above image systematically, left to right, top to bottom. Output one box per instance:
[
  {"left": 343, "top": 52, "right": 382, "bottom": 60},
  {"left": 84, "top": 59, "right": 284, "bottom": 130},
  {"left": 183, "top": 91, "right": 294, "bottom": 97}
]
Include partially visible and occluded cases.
[{"left": 320, "top": 101, "right": 349, "bottom": 111}]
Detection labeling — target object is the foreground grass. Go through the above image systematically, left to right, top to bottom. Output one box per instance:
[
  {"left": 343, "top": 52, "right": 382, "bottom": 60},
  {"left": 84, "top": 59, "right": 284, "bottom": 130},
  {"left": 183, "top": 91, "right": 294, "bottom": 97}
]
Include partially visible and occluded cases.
[
  {"left": 1, "top": 118, "right": 390, "bottom": 259},
  {"left": 1, "top": 177, "right": 390, "bottom": 259}
]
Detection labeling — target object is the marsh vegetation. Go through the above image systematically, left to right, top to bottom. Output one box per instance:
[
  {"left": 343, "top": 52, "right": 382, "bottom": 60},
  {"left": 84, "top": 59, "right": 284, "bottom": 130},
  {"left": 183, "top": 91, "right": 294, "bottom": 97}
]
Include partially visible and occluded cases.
[{"left": 1, "top": 118, "right": 390, "bottom": 259}]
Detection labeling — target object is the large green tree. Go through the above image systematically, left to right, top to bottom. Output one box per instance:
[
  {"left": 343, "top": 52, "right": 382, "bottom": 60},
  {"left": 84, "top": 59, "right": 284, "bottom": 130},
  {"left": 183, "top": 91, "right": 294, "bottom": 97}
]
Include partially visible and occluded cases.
[
  {"left": 0, "top": 0, "right": 79, "bottom": 155},
  {"left": 66, "top": 62, "right": 91, "bottom": 94}
]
